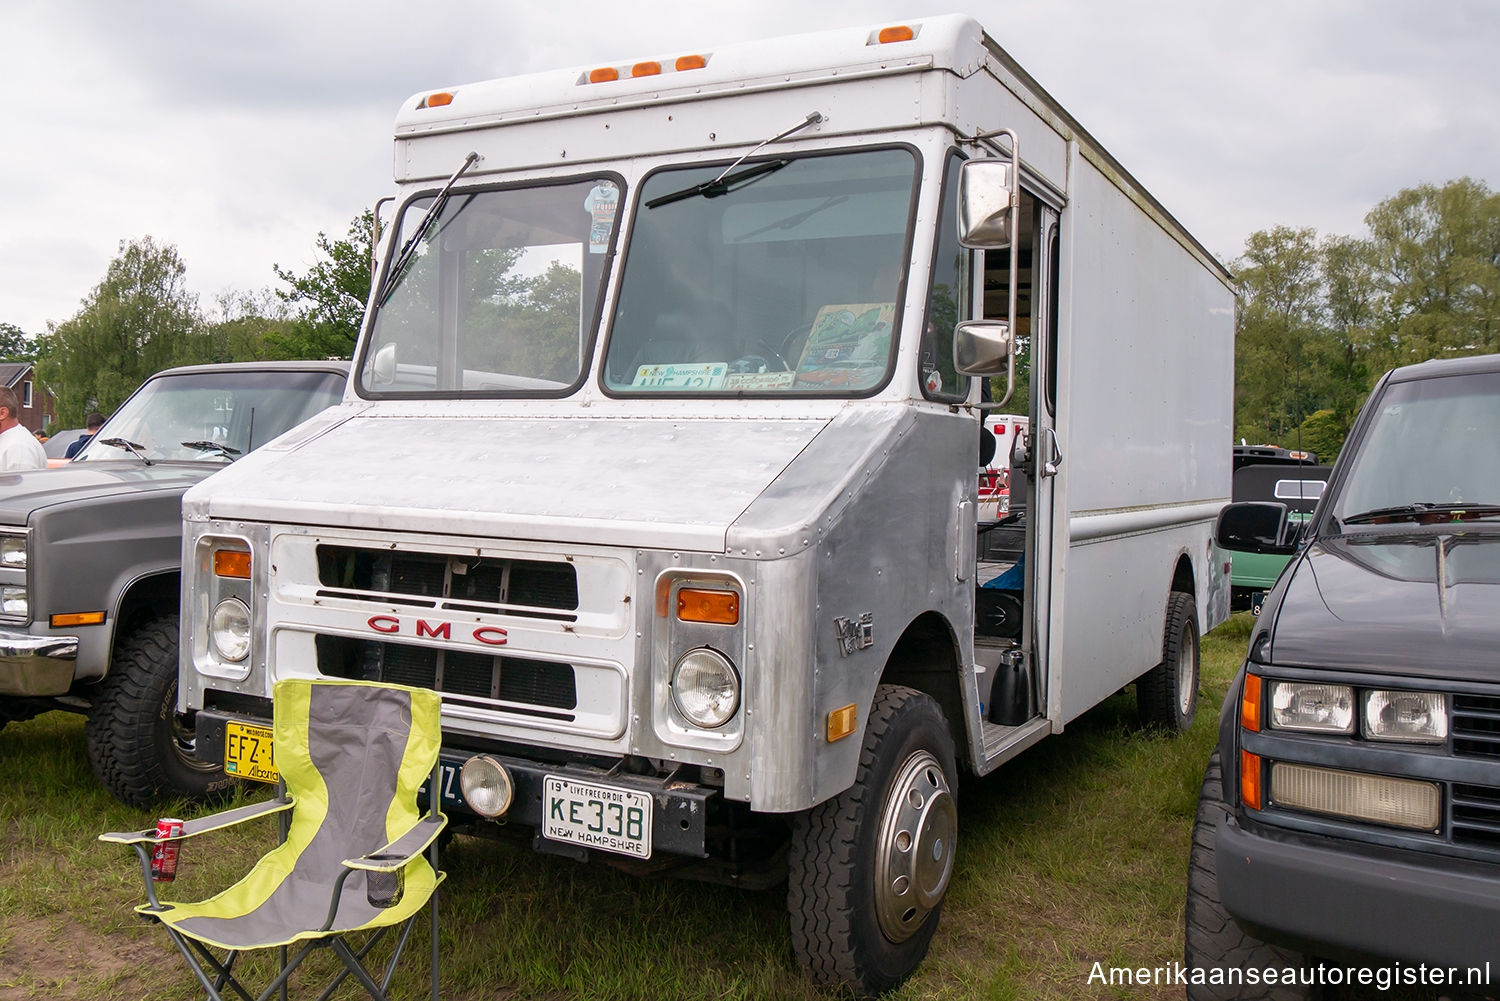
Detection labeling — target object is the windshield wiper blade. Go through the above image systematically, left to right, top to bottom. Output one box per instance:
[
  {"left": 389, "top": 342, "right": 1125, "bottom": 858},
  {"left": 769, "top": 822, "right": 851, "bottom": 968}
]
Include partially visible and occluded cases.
[
  {"left": 378, "top": 151, "right": 481, "bottom": 305},
  {"left": 646, "top": 158, "right": 790, "bottom": 209},
  {"left": 98, "top": 437, "right": 153, "bottom": 466},
  {"left": 180, "top": 440, "right": 242, "bottom": 457},
  {"left": 1342, "top": 502, "right": 1500, "bottom": 526}
]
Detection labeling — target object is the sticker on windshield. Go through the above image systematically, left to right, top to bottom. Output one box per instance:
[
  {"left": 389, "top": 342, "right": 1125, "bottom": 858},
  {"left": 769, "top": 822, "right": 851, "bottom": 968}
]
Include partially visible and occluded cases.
[
  {"left": 585, "top": 183, "right": 619, "bottom": 255},
  {"left": 794, "top": 302, "right": 894, "bottom": 389},
  {"left": 631, "top": 363, "right": 728, "bottom": 389},
  {"left": 723, "top": 371, "right": 796, "bottom": 391}
]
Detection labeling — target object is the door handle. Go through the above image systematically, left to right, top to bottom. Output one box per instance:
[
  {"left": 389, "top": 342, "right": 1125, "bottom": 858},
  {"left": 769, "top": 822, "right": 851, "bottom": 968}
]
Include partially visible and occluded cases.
[{"left": 1039, "top": 426, "right": 1063, "bottom": 478}]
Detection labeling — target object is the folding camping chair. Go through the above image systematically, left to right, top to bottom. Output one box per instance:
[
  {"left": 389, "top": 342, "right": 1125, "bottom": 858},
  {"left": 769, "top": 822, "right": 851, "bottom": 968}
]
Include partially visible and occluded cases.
[{"left": 101, "top": 679, "right": 446, "bottom": 1001}]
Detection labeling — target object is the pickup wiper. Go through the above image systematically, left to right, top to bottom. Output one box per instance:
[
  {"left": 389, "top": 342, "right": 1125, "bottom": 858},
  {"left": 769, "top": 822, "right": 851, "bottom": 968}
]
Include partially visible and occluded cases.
[
  {"left": 378, "top": 151, "right": 481, "bottom": 305},
  {"left": 98, "top": 437, "right": 154, "bottom": 466},
  {"left": 180, "top": 440, "right": 242, "bottom": 458},
  {"left": 1341, "top": 502, "right": 1500, "bottom": 526}
]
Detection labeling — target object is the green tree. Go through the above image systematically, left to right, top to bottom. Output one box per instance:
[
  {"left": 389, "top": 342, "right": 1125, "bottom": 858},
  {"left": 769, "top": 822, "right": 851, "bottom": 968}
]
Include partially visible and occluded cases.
[
  {"left": 270, "top": 210, "right": 375, "bottom": 359},
  {"left": 1233, "top": 226, "right": 1324, "bottom": 443},
  {"left": 38, "top": 237, "right": 202, "bottom": 425},
  {"left": 0, "top": 323, "right": 33, "bottom": 361},
  {"left": 1294, "top": 408, "right": 1347, "bottom": 463}
]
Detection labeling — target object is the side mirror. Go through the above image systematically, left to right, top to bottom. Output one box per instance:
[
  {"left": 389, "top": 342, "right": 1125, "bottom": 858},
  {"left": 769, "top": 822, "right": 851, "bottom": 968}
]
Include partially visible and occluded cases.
[
  {"left": 957, "top": 159, "right": 1015, "bottom": 250},
  {"left": 954, "top": 320, "right": 1013, "bottom": 377},
  {"left": 371, "top": 343, "right": 397, "bottom": 385},
  {"left": 1216, "top": 501, "right": 1294, "bottom": 555}
]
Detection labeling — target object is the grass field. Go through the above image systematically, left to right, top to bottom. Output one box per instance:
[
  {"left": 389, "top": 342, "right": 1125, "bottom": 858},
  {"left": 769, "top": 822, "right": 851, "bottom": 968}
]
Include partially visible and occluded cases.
[{"left": 0, "top": 615, "right": 1252, "bottom": 1001}]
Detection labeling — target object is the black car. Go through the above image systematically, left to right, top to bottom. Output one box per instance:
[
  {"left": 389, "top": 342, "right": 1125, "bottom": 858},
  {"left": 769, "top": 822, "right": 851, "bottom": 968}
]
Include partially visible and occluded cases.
[{"left": 1187, "top": 354, "right": 1500, "bottom": 998}]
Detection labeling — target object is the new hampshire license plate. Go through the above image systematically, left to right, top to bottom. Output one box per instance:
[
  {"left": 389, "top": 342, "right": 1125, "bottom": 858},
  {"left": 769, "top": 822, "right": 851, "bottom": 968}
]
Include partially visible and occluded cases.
[{"left": 542, "top": 776, "right": 652, "bottom": 859}]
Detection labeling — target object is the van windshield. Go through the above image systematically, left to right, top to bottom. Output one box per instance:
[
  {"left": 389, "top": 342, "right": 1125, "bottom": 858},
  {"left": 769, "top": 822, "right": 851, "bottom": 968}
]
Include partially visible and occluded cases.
[
  {"left": 603, "top": 148, "right": 918, "bottom": 395},
  {"left": 359, "top": 175, "right": 620, "bottom": 396}
]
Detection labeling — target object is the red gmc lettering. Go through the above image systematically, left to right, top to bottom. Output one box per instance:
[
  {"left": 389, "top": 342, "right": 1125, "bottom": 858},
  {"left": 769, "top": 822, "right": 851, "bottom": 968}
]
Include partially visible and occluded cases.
[
  {"left": 367, "top": 615, "right": 400, "bottom": 633},
  {"left": 416, "top": 619, "right": 452, "bottom": 640},
  {"left": 473, "top": 626, "right": 508, "bottom": 646}
]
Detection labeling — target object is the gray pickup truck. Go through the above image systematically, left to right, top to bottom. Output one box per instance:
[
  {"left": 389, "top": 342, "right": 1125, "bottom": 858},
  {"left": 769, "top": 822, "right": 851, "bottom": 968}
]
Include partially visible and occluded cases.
[{"left": 0, "top": 360, "right": 348, "bottom": 807}]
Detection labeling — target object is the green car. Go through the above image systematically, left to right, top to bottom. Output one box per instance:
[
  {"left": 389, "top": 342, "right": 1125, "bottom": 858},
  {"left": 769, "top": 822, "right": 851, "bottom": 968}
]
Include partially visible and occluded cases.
[{"left": 1228, "top": 446, "right": 1330, "bottom": 612}]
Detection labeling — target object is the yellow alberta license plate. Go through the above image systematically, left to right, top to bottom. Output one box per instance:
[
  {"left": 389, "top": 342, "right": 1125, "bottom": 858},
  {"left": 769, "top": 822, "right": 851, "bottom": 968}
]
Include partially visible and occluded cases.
[{"left": 224, "top": 721, "right": 278, "bottom": 784}]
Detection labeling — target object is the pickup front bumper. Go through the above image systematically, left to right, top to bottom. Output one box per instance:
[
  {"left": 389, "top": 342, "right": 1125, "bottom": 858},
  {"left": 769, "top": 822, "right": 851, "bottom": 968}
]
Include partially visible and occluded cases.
[
  {"left": 0, "top": 628, "right": 78, "bottom": 696},
  {"left": 1217, "top": 814, "right": 1500, "bottom": 973}
]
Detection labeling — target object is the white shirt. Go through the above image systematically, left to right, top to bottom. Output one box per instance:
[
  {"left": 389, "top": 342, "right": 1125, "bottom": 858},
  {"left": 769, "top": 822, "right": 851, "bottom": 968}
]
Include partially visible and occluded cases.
[{"left": 0, "top": 423, "right": 48, "bottom": 471}]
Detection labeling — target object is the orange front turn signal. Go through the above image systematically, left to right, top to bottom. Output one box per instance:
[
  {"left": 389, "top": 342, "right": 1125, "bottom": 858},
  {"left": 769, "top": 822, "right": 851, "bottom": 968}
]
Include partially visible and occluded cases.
[
  {"left": 213, "top": 549, "right": 251, "bottom": 579},
  {"left": 676, "top": 588, "right": 739, "bottom": 625},
  {"left": 51, "top": 611, "right": 105, "bottom": 628},
  {"left": 1240, "top": 673, "right": 1262, "bottom": 733},
  {"left": 1241, "top": 750, "right": 1263, "bottom": 811}
]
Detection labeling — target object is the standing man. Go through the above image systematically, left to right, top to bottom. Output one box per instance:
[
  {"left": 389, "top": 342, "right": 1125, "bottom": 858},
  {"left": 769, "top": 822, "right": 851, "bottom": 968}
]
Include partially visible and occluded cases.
[
  {"left": 0, "top": 387, "right": 48, "bottom": 470},
  {"left": 64, "top": 412, "right": 105, "bottom": 459}
]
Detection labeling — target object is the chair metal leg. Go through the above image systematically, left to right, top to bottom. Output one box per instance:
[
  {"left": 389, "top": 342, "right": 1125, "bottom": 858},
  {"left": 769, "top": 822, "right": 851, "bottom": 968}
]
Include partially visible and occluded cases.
[
  {"left": 313, "top": 926, "right": 393, "bottom": 1001},
  {"left": 329, "top": 937, "right": 392, "bottom": 1001}
]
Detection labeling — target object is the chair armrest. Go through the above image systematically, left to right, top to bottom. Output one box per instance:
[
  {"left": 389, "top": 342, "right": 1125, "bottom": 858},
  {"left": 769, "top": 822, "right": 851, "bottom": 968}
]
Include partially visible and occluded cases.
[
  {"left": 99, "top": 797, "right": 294, "bottom": 845},
  {"left": 343, "top": 815, "right": 447, "bottom": 871}
]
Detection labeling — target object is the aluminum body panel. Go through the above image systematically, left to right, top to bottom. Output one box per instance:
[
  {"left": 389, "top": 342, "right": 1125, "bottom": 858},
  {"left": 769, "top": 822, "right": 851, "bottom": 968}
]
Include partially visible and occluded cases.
[{"left": 184, "top": 413, "right": 829, "bottom": 552}]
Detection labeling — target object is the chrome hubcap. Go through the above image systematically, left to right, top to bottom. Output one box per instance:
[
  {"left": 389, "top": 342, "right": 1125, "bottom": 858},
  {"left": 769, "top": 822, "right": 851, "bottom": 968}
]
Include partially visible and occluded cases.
[
  {"left": 1176, "top": 625, "right": 1196, "bottom": 716},
  {"left": 874, "top": 750, "right": 956, "bottom": 943}
]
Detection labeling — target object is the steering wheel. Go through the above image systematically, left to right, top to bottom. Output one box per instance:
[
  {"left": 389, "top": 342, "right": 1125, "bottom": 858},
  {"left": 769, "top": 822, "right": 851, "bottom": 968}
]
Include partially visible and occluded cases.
[{"left": 740, "top": 337, "right": 793, "bottom": 372}]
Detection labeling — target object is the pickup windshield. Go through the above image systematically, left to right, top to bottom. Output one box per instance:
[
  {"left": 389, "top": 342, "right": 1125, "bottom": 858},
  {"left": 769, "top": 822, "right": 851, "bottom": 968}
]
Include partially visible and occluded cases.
[
  {"left": 603, "top": 148, "right": 918, "bottom": 395},
  {"left": 359, "top": 176, "right": 620, "bottom": 396},
  {"left": 74, "top": 369, "right": 346, "bottom": 464},
  {"left": 1333, "top": 369, "right": 1500, "bottom": 528}
]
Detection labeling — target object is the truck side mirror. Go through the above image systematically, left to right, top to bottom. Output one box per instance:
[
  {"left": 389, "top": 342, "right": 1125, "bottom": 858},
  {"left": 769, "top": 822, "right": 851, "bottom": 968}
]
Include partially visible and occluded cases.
[
  {"left": 957, "top": 159, "right": 1015, "bottom": 250},
  {"left": 954, "top": 320, "right": 1013, "bottom": 376},
  {"left": 372, "top": 343, "right": 397, "bottom": 385},
  {"left": 1216, "top": 501, "right": 1294, "bottom": 555}
]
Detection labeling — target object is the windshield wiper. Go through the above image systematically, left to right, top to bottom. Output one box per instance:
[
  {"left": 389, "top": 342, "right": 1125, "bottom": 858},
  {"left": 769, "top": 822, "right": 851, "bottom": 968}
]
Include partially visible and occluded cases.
[
  {"left": 645, "top": 110, "right": 824, "bottom": 210},
  {"left": 378, "top": 151, "right": 481, "bottom": 305},
  {"left": 646, "top": 158, "right": 790, "bottom": 209},
  {"left": 98, "top": 437, "right": 154, "bottom": 466},
  {"left": 180, "top": 440, "right": 242, "bottom": 458},
  {"left": 1341, "top": 502, "right": 1500, "bottom": 526}
]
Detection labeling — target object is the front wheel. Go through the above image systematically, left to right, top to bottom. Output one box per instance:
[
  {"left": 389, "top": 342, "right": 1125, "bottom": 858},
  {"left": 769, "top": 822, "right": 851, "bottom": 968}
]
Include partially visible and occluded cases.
[
  {"left": 85, "top": 614, "right": 235, "bottom": 808},
  {"left": 788, "top": 685, "right": 957, "bottom": 998}
]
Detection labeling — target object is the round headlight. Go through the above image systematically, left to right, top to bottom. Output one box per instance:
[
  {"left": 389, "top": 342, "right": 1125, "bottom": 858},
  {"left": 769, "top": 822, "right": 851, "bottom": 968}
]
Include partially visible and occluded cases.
[
  {"left": 209, "top": 598, "right": 251, "bottom": 662},
  {"left": 671, "top": 647, "right": 740, "bottom": 728},
  {"left": 459, "top": 755, "right": 514, "bottom": 818}
]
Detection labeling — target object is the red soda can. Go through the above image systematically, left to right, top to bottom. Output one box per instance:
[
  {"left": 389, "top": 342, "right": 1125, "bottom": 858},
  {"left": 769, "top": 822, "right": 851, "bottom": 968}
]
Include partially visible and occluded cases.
[{"left": 150, "top": 818, "right": 185, "bottom": 882}]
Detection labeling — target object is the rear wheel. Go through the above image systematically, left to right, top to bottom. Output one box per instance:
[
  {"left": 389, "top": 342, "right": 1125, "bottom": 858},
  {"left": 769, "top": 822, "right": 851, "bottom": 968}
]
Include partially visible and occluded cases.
[
  {"left": 1137, "top": 590, "right": 1199, "bottom": 731},
  {"left": 85, "top": 614, "right": 234, "bottom": 808},
  {"left": 788, "top": 685, "right": 957, "bottom": 998}
]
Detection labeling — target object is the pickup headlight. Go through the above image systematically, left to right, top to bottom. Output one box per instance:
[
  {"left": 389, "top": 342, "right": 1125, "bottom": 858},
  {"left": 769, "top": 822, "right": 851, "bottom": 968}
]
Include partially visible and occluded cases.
[
  {"left": 0, "top": 535, "right": 25, "bottom": 569},
  {"left": 0, "top": 586, "right": 26, "bottom": 617},
  {"left": 210, "top": 598, "right": 251, "bottom": 662},
  {"left": 671, "top": 647, "right": 740, "bottom": 728},
  {"left": 1269, "top": 681, "right": 1355, "bottom": 734},
  {"left": 1364, "top": 690, "right": 1447, "bottom": 743}
]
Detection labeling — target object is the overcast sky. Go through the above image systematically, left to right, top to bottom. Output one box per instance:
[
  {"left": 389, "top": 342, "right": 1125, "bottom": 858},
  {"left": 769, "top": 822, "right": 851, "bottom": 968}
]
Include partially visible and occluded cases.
[{"left": 4, "top": 0, "right": 1496, "bottom": 336}]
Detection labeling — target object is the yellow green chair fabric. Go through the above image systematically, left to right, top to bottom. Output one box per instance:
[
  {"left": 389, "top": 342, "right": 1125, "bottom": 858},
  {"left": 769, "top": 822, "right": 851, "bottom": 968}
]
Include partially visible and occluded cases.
[{"left": 101, "top": 679, "right": 446, "bottom": 1001}]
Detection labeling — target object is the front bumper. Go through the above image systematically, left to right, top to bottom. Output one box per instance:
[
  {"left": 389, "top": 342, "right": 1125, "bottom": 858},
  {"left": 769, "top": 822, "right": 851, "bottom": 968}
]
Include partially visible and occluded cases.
[
  {"left": 0, "top": 628, "right": 78, "bottom": 696},
  {"left": 195, "top": 709, "right": 715, "bottom": 859},
  {"left": 1217, "top": 815, "right": 1500, "bottom": 972}
]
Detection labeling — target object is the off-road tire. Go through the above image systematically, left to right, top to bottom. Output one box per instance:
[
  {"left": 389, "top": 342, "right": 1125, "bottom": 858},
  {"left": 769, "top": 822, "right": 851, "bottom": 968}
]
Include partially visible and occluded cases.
[
  {"left": 1137, "top": 590, "right": 1200, "bottom": 731},
  {"left": 85, "top": 614, "right": 234, "bottom": 808},
  {"left": 788, "top": 685, "right": 958, "bottom": 998},
  {"left": 1185, "top": 752, "right": 1317, "bottom": 1000}
]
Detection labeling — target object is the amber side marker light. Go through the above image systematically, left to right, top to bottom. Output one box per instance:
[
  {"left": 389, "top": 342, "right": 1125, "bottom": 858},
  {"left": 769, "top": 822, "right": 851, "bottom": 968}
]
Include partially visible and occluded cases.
[
  {"left": 877, "top": 25, "right": 915, "bottom": 43},
  {"left": 675, "top": 54, "right": 707, "bottom": 71},
  {"left": 632, "top": 61, "right": 661, "bottom": 77},
  {"left": 588, "top": 67, "right": 620, "bottom": 83},
  {"left": 419, "top": 91, "right": 454, "bottom": 109},
  {"left": 214, "top": 550, "right": 252, "bottom": 579},
  {"left": 676, "top": 588, "right": 739, "bottom": 625},
  {"left": 51, "top": 611, "right": 105, "bottom": 628},
  {"left": 1240, "top": 673, "right": 1262, "bottom": 732},
  {"left": 827, "top": 704, "right": 857, "bottom": 743},
  {"left": 1241, "top": 750, "right": 1263, "bottom": 810}
]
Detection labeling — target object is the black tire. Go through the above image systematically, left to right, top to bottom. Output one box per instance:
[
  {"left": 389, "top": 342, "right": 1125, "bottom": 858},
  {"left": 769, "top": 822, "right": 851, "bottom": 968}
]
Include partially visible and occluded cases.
[
  {"left": 1137, "top": 590, "right": 1200, "bottom": 731},
  {"left": 85, "top": 614, "right": 235, "bottom": 808},
  {"left": 788, "top": 685, "right": 958, "bottom": 998},
  {"left": 1185, "top": 752, "right": 1317, "bottom": 1001}
]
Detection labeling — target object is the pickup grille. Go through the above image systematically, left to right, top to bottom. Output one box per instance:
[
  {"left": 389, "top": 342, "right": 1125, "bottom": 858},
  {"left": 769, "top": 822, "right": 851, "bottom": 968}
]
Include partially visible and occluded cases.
[
  {"left": 314, "top": 545, "right": 578, "bottom": 622},
  {"left": 316, "top": 635, "right": 577, "bottom": 719},
  {"left": 1453, "top": 694, "right": 1500, "bottom": 760},
  {"left": 1451, "top": 783, "right": 1500, "bottom": 850}
]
